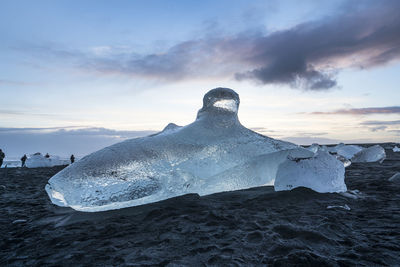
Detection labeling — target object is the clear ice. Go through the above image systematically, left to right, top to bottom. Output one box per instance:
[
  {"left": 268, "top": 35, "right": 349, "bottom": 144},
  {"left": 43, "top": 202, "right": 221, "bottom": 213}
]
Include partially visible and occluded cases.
[
  {"left": 46, "top": 88, "right": 305, "bottom": 212},
  {"left": 46, "top": 88, "right": 302, "bottom": 211},
  {"left": 305, "top": 143, "right": 352, "bottom": 168},
  {"left": 335, "top": 144, "right": 363, "bottom": 160},
  {"left": 351, "top": 145, "right": 386, "bottom": 163},
  {"left": 274, "top": 151, "right": 347, "bottom": 193}
]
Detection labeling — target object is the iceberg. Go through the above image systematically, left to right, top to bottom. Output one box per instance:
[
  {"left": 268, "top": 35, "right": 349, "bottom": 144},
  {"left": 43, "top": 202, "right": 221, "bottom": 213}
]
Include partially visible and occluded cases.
[
  {"left": 46, "top": 88, "right": 300, "bottom": 212},
  {"left": 351, "top": 145, "right": 386, "bottom": 163},
  {"left": 393, "top": 146, "right": 400, "bottom": 152},
  {"left": 274, "top": 151, "right": 347, "bottom": 193},
  {"left": 26, "top": 153, "right": 65, "bottom": 168}
]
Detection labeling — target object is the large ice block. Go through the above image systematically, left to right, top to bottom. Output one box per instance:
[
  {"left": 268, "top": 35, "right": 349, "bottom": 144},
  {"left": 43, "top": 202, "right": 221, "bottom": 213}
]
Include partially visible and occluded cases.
[{"left": 46, "top": 88, "right": 298, "bottom": 211}]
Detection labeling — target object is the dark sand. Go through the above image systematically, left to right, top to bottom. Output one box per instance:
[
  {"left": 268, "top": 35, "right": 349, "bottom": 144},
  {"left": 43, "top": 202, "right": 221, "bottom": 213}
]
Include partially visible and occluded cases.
[{"left": 1, "top": 145, "right": 400, "bottom": 266}]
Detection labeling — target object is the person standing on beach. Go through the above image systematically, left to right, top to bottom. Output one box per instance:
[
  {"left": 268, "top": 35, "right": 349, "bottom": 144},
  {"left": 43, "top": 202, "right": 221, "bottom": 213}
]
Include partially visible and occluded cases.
[
  {"left": 0, "top": 149, "right": 5, "bottom": 168},
  {"left": 45, "top": 153, "right": 50, "bottom": 158},
  {"left": 21, "top": 154, "right": 27, "bottom": 167},
  {"left": 70, "top": 154, "right": 75, "bottom": 164}
]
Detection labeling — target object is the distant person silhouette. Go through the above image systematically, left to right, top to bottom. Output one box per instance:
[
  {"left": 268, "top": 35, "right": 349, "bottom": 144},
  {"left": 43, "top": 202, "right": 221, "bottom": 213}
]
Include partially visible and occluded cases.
[
  {"left": 0, "top": 149, "right": 5, "bottom": 168},
  {"left": 45, "top": 153, "right": 50, "bottom": 158},
  {"left": 21, "top": 154, "right": 27, "bottom": 167},
  {"left": 70, "top": 154, "right": 75, "bottom": 164}
]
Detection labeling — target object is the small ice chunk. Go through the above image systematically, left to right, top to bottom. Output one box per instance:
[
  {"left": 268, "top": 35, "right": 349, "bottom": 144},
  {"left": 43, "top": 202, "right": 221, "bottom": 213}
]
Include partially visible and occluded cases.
[
  {"left": 306, "top": 143, "right": 320, "bottom": 153},
  {"left": 328, "top": 143, "right": 345, "bottom": 154},
  {"left": 336, "top": 145, "right": 363, "bottom": 159},
  {"left": 351, "top": 145, "right": 386, "bottom": 163},
  {"left": 393, "top": 146, "right": 400, "bottom": 152},
  {"left": 274, "top": 151, "right": 346, "bottom": 193},
  {"left": 334, "top": 155, "right": 352, "bottom": 168},
  {"left": 389, "top": 172, "right": 400, "bottom": 182},
  {"left": 340, "top": 189, "right": 362, "bottom": 199},
  {"left": 327, "top": 204, "right": 350, "bottom": 210},
  {"left": 12, "top": 219, "right": 27, "bottom": 224}
]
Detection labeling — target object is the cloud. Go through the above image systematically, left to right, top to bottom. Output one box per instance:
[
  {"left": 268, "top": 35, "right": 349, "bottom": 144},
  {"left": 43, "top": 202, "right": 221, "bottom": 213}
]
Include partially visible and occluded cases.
[
  {"left": 13, "top": 0, "right": 400, "bottom": 91},
  {"left": 0, "top": 79, "right": 32, "bottom": 86},
  {"left": 310, "top": 106, "right": 400, "bottom": 115},
  {"left": 0, "top": 109, "right": 55, "bottom": 117},
  {"left": 0, "top": 109, "right": 24, "bottom": 115},
  {"left": 360, "top": 120, "right": 400, "bottom": 132},
  {"left": 361, "top": 120, "right": 400, "bottom": 125},
  {"left": 370, "top": 126, "right": 388, "bottom": 132},
  {"left": 0, "top": 127, "right": 157, "bottom": 157},
  {"left": 0, "top": 127, "right": 156, "bottom": 138},
  {"left": 53, "top": 127, "right": 156, "bottom": 138},
  {"left": 250, "top": 127, "right": 276, "bottom": 132},
  {"left": 389, "top": 129, "right": 400, "bottom": 135},
  {"left": 296, "top": 132, "right": 328, "bottom": 137},
  {"left": 281, "top": 136, "right": 372, "bottom": 146}
]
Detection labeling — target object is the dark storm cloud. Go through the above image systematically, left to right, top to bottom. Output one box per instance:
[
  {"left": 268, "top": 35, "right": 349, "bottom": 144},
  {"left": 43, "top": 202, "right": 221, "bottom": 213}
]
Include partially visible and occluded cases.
[
  {"left": 107, "top": 0, "right": 400, "bottom": 90},
  {"left": 233, "top": 0, "right": 400, "bottom": 90},
  {"left": 14, "top": 1, "right": 400, "bottom": 90},
  {"left": 311, "top": 106, "right": 400, "bottom": 115}
]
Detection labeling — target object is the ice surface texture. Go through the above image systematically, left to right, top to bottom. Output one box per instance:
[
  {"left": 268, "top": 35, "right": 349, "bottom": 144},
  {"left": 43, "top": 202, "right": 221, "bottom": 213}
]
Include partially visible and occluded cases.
[
  {"left": 46, "top": 88, "right": 302, "bottom": 211},
  {"left": 393, "top": 146, "right": 400, "bottom": 152},
  {"left": 274, "top": 151, "right": 347, "bottom": 193}
]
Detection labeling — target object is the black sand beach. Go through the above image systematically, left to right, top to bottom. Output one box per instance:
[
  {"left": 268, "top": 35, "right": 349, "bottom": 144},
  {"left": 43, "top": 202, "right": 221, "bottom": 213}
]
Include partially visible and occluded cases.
[{"left": 1, "top": 145, "right": 400, "bottom": 266}]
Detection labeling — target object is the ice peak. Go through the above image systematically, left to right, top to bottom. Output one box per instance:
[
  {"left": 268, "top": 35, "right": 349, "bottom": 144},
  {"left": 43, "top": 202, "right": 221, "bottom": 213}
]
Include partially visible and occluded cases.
[{"left": 197, "top": 88, "right": 240, "bottom": 120}]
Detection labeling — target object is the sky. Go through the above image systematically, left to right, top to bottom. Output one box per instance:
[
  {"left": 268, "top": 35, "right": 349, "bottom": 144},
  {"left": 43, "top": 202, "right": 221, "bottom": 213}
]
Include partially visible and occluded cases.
[{"left": 0, "top": 0, "right": 399, "bottom": 158}]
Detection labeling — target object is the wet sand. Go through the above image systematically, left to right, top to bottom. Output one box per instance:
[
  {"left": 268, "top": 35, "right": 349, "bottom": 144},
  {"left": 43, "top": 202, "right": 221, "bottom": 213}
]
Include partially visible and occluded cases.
[{"left": 1, "top": 145, "right": 400, "bottom": 266}]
